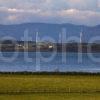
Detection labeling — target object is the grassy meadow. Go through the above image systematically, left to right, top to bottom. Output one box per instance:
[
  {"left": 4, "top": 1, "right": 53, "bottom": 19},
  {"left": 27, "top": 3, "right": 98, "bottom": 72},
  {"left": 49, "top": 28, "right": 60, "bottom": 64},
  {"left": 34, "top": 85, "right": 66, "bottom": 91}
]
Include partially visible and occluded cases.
[{"left": 0, "top": 73, "right": 100, "bottom": 99}]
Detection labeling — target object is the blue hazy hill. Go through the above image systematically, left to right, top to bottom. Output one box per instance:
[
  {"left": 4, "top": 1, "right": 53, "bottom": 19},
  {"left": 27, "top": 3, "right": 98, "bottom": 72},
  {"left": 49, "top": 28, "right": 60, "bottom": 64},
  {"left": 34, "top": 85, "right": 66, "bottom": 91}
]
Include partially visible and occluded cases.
[{"left": 0, "top": 23, "right": 100, "bottom": 43}]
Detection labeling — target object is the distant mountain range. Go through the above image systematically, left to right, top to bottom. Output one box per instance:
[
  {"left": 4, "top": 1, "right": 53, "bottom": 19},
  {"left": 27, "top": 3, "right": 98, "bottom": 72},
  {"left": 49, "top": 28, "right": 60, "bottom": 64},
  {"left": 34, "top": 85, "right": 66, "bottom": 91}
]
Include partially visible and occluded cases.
[{"left": 0, "top": 23, "right": 100, "bottom": 43}]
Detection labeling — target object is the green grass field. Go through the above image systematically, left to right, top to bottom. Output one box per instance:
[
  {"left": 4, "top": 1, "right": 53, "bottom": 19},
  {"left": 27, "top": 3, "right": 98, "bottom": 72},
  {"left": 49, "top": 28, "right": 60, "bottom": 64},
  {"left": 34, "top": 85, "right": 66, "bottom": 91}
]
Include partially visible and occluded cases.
[{"left": 0, "top": 74, "right": 100, "bottom": 100}]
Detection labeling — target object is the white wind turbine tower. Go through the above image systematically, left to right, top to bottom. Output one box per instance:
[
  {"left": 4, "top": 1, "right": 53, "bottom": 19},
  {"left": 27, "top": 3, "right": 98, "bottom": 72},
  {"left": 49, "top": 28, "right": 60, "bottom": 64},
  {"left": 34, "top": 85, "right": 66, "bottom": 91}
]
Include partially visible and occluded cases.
[
  {"left": 35, "top": 30, "right": 40, "bottom": 72},
  {"left": 79, "top": 30, "right": 83, "bottom": 55},
  {"left": 80, "top": 30, "right": 83, "bottom": 44},
  {"left": 36, "top": 31, "right": 39, "bottom": 43},
  {"left": 59, "top": 32, "right": 62, "bottom": 43}
]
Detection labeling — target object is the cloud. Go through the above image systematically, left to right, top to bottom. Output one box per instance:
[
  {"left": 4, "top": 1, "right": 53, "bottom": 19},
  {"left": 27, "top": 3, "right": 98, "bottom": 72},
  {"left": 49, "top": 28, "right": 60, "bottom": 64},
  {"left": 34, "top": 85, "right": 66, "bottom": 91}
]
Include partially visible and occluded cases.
[
  {"left": 0, "top": 0, "right": 99, "bottom": 25},
  {"left": 0, "top": 0, "right": 98, "bottom": 11},
  {"left": 68, "top": 0, "right": 98, "bottom": 10},
  {"left": 98, "top": 0, "right": 100, "bottom": 7},
  {"left": 57, "top": 9, "right": 100, "bottom": 25},
  {"left": 7, "top": 15, "right": 17, "bottom": 21}
]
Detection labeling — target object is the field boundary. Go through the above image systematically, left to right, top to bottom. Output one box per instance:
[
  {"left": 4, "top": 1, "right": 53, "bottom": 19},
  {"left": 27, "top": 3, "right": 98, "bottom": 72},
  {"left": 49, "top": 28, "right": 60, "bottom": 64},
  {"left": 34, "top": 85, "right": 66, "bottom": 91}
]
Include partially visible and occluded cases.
[
  {"left": 0, "top": 72, "right": 100, "bottom": 76},
  {"left": 0, "top": 89, "right": 100, "bottom": 95}
]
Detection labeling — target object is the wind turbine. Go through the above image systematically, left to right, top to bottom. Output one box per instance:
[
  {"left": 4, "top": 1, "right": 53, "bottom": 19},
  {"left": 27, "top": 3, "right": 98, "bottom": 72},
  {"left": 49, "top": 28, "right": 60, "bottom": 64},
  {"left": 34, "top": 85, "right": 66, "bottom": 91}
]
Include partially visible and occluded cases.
[
  {"left": 35, "top": 30, "right": 41, "bottom": 72},
  {"left": 36, "top": 30, "right": 39, "bottom": 43},
  {"left": 79, "top": 30, "right": 83, "bottom": 54},
  {"left": 80, "top": 30, "right": 83, "bottom": 44},
  {"left": 59, "top": 32, "right": 62, "bottom": 43}
]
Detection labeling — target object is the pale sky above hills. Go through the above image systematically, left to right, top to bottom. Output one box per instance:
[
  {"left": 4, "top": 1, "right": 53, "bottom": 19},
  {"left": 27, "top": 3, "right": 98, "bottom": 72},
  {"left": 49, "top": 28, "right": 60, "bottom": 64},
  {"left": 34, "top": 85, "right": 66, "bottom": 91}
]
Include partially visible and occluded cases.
[{"left": 0, "top": 0, "right": 100, "bottom": 26}]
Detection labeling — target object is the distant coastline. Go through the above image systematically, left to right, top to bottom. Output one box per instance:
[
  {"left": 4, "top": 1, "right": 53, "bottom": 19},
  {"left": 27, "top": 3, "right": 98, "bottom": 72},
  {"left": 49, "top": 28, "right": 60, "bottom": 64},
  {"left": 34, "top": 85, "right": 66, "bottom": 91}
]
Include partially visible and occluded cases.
[{"left": 0, "top": 41, "right": 100, "bottom": 53}]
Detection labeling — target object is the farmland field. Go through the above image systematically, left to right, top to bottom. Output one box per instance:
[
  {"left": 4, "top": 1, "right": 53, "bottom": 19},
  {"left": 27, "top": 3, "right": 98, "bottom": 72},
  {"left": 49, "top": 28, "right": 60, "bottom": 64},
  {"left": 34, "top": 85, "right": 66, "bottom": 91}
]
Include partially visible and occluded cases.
[
  {"left": 0, "top": 73, "right": 100, "bottom": 100},
  {"left": 0, "top": 93, "right": 100, "bottom": 100}
]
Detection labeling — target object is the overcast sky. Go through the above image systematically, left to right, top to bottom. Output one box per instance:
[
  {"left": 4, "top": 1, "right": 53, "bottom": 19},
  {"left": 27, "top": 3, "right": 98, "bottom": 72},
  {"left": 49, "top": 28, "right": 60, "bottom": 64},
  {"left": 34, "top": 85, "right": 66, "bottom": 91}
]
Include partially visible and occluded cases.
[{"left": 0, "top": 0, "right": 100, "bottom": 26}]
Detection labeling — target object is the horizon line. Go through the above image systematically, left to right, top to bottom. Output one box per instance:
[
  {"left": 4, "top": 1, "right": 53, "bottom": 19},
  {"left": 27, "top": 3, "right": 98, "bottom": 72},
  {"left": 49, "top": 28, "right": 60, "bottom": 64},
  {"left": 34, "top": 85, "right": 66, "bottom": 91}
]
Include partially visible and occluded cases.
[{"left": 0, "top": 22, "right": 100, "bottom": 27}]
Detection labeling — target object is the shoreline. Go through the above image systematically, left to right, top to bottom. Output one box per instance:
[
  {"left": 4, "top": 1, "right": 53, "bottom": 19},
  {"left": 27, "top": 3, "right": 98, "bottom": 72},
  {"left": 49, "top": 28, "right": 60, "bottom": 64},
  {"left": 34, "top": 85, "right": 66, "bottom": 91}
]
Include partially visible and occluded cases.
[{"left": 1, "top": 42, "right": 100, "bottom": 53}]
